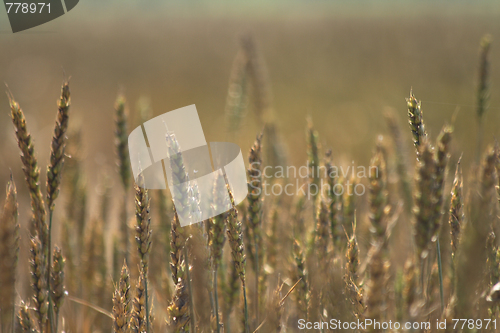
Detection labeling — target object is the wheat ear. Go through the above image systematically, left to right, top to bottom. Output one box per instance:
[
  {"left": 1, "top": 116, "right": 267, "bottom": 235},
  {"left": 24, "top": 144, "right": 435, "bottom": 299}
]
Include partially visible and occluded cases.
[
  {"left": 9, "top": 94, "right": 47, "bottom": 248},
  {"left": 115, "top": 95, "right": 131, "bottom": 264},
  {"left": 413, "top": 140, "right": 436, "bottom": 261},
  {"left": 369, "top": 150, "right": 387, "bottom": 242},
  {"left": 30, "top": 236, "right": 48, "bottom": 330},
  {"left": 50, "top": 246, "right": 65, "bottom": 332},
  {"left": 112, "top": 289, "right": 127, "bottom": 333},
  {"left": 18, "top": 301, "right": 37, "bottom": 333}
]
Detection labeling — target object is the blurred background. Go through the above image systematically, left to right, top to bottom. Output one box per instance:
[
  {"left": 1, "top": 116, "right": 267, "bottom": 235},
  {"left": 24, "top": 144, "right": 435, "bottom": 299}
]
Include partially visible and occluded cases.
[{"left": 0, "top": 0, "right": 499, "bottom": 223}]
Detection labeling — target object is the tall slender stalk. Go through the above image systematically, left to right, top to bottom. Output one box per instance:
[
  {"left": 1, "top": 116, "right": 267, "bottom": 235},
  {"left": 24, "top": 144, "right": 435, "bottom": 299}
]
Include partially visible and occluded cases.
[
  {"left": 475, "top": 35, "right": 492, "bottom": 163},
  {"left": 46, "top": 83, "right": 71, "bottom": 331},
  {"left": 115, "top": 95, "right": 131, "bottom": 264},
  {"left": 246, "top": 133, "right": 263, "bottom": 325},
  {"left": 0, "top": 175, "right": 19, "bottom": 333},
  {"left": 134, "top": 177, "right": 152, "bottom": 332},
  {"left": 436, "top": 239, "right": 444, "bottom": 312},
  {"left": 183, "top": 246, "right": 195, "bottom": 333},
  {"left": 242, "top": 282, "right": 250, "bottom": 333}
]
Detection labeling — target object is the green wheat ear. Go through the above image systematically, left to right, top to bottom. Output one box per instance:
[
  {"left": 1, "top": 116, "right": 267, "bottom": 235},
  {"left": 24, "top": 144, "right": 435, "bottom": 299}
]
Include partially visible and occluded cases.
[
  {"left": 47, "top": 81, "right": 70, "bottom": 211},
  {"left": 9, "top": 93, "right": 47, "bottom": 248}
]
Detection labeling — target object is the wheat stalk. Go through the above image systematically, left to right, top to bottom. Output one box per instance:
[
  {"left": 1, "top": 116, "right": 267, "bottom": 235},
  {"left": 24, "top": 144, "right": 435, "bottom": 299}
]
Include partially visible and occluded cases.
[
  {"left": 475, "top": 35, "right": 492, "bottom": 162},
  {"left": 46, "top": 81, "right": 70, "bottom": 211},
  {"left": 407, "top": 90, "right": 427, "bottom": 160},
  {"left": 9, "top": 94, "right": 47, "bottom": 250},
  {"left": 115, "top": 95, "right": 131, "bottom": 265},
  {"left": 384, "top": 111, "right": 413, "bottom": 214},
  {"left": 306, "top": 118, "right": 320, "bottom": 205},
  {"left": 246, "top": 132, "right": 264, "bottom": 324},
  {"left": 369, "top": 150, "right": 387, "bottom": 242},
  {"left": 325, "top": 151, "right": 343, "bottom": 249},
  {"left": 449, "top": 158, "right": 464, "bottom": 263},
  {"left": 0, "top": 174, "right": 19, "bottom": 332},
  {"left": 134, "top": 175, "right": 152, "bottom": 332},
  {"left": 315, "top": 194, "right": 329, "bottom": 264},
  {"left": 30, "top": 236, "right": 48, "bottom": 330},
  {"left": 292, "top": 240, "right": 308, "bottom": 319},
  {"left": 50, "top": 246, "right": 65, "bottom": 332},
  {"left": 167, "top": 261, "right": 191, "bottom": 333},
  {"left": 130, "top": 270, "right": 147, "bottom": 333},
  {"left": 18, "top": 301, "right": 38, "bottom": 333}
]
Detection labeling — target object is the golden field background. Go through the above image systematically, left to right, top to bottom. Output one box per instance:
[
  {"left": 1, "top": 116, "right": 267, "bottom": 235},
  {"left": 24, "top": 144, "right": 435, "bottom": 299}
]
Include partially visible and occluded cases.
[
  {"left": 0, "top": 1, "right": 500, "bottom": 325},
  {"left": 1, "top": 1, "right": 500, "bottom": 177}
]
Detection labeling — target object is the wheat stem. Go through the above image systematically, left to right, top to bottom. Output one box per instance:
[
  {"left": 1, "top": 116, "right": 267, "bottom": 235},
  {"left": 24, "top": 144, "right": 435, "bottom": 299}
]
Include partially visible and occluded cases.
[
  {"left": 183, "top": 246, "right": 195, "bottom": 333},
  {"left": 213, "top": 269, "right": 221, "bottom": 333}
]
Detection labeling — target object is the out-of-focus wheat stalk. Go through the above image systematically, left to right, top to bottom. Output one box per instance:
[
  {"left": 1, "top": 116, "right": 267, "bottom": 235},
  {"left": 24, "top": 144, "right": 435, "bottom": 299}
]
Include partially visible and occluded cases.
[
  {"left": 240, "top": 35, "right": 286, "bottom": 169},
  {"left": 476, "top": 35, "right": 492, "bottom": 163},
  {"left": 225, "top": 44, "right": 250, "bottom": 139},
  {"left": 47, "top": 81, "right": 70, "bottom": 211},
  {"left": 384, "top": 111, "right": 413, "bottom": 214},
  {"left": 306, "top": 118, "right": 320, "bottom": 205},
  {"left": 62, "top": 126, "right": 86, "bottom": 294},
  {"left": 165, "top": 131, "right": 192, "bottom": 333},
  {"left": 246, "top": 132, "right": 264, "bottom": 323},
  {"left": 413, "top": 141, "right": 436, "bottom": 262},
  {"left": 456, "top": 146, "right": 498, "bottom": 318},
  {"left": 325, "top": 150, "right": 343, "bottom": 249},
  {"left": 449, "top": 158, "right": 464, "bottom": 265},
  {"left": 210, "top": 174, "right": 229, "bottom": 333},
  {"left": 0, "top": 175, "right": 19, "bottom": 332},
  {"left": 134, "top": 175, "right": 152, "bottom": 332},
  {"left": 343, "top": 176, "right": 357, "bottom": 233},
  {"left": 345, "top": 223, "right": 363, "bottom": 319},
  {"left": 292, "top": 240, "right": 308, "bottom": 319},
  {"left": 365, "top": 241, "right": 387, "bottom": 333},
  {"left": 402, "top": 258, "right": 419, "bottom": 321},
  {"left": 167, "top": 262, "right": 191, "bottom": 333},
  {"left": 130, "top": 270, "right": 147, "bottom": 333}
]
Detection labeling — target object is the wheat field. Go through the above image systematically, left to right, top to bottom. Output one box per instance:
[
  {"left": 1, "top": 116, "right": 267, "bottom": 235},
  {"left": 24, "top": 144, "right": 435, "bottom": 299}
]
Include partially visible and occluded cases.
[{"left": 1, "top": 2, "right": 500, "bottom": 333}]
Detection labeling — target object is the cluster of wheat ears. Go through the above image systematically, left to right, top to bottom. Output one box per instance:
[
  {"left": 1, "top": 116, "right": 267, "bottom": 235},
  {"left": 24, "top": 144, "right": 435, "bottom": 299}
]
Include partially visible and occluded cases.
[{"left": 0, "top": 34, "right": 499, "bottom": 333}]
